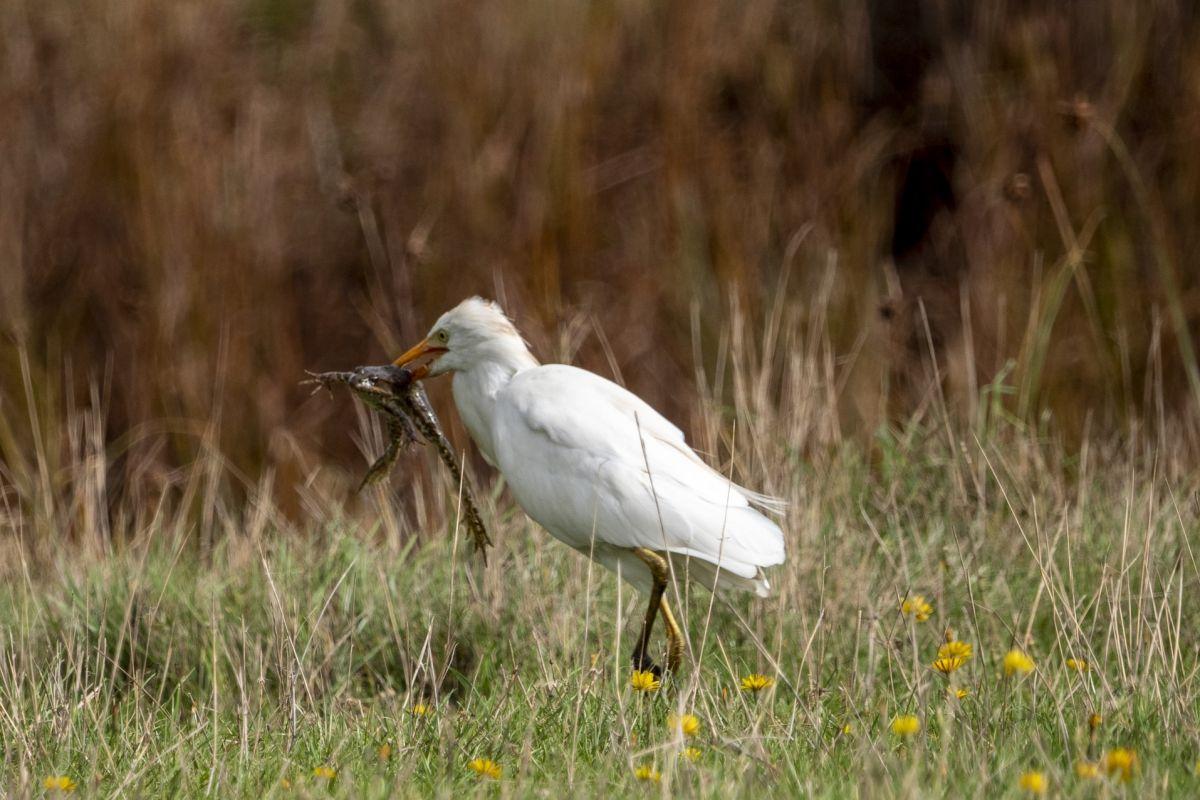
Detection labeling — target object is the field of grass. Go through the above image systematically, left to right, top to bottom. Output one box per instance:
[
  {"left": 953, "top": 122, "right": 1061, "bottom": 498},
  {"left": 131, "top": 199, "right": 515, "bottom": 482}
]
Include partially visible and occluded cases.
[
  {"left": 4, "top": 2, "right": 1200, "bottom": 795},
  {"left": 2, "top": 329, "right": 1198, "bottom": 798}
]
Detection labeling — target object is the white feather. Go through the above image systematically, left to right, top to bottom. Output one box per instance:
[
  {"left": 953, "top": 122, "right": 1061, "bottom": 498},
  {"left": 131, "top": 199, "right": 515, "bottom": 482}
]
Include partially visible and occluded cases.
[
  {"left": 424, "top": 297, "right": 787, "bottom": 597},
  {"left": 493, "top": 366, "right": 785, "bottom": 595}
]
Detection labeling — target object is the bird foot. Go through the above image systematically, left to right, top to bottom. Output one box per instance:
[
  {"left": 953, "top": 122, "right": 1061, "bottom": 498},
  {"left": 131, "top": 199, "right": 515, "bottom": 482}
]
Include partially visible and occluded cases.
[{"left": 631, "top": 651, "right": 663, "bottom": 679}]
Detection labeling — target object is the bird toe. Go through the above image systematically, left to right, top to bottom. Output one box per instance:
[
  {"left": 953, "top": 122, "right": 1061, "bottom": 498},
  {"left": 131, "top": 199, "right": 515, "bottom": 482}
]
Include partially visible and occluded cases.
[{"left": 631, "top": 652, "right": 663, "bottom": 679}]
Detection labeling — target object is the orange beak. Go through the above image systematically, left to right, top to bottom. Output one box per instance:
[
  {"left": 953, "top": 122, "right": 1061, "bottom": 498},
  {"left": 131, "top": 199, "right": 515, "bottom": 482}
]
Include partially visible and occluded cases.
[{"left": 392, "top": 338, "right": 447, "bottom": 380}]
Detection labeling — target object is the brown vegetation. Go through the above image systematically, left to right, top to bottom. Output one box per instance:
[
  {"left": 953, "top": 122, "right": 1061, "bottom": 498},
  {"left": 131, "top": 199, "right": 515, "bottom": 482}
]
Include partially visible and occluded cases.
[{"left": 2, "top": 1, "right": 1199, "bottom": 514}]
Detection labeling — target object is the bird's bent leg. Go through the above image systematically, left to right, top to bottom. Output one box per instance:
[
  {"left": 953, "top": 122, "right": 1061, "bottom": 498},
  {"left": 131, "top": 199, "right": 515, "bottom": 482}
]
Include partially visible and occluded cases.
[
  {"left": 630, "top": 547, "right": 670, "bottom": 675},
  {"left": 659, "top": 595, "right": 684, "bottom": 674}
]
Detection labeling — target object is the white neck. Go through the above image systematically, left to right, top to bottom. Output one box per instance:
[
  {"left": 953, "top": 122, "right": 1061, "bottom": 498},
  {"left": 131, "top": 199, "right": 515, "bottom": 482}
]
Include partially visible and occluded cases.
[{"left": 450, "top": 346, "right": 536, "bottom": 464}]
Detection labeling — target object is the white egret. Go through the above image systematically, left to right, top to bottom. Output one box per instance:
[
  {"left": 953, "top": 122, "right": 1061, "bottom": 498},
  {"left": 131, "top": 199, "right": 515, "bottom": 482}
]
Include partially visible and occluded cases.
[{"left": 393, "top": 297, "right": 785, "bottom": 673}]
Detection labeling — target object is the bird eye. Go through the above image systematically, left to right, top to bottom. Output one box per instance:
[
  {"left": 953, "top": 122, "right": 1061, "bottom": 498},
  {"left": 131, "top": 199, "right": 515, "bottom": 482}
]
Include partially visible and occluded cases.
[{"left": 435, "top": 330, "right": 449, "bottom": 344}]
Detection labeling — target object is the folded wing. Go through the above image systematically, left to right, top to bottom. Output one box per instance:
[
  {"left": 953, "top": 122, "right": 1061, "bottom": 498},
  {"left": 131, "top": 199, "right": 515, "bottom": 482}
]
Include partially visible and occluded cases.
[{"left": 492, "top": 365, "right": 786, "bottom": 593}]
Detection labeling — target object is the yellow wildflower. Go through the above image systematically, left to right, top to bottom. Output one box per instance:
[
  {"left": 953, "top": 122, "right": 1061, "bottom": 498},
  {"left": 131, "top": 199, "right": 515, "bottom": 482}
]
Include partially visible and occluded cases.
[
  {"left": 901, "top": 595, "right": 933, "bottom": 621},
  {"left": 938, "top": 640, "right": 973, "bottom": 661},
  {"left": 1003, "top": 649, "right": 1035, "bottom": 675},
  {"left": 932, "top": 655, "right": 967, "bottom": 674},
  {"left": 1065, "top": 658, "right": 1088, "bottom": 672},
  {"left": 630, "top": 670, "right": 661, "bottom": 692},
  {"left": 740, "top": 673, "right": 774, "bottom": 692},
  {"left": 951, "top": 687, "right": 971, "bottom": 699},
  {"left": 410, "top": 702, "right": 431, "bottom": 717},
  {"left": 668, "top": 713, "right": 701, "bottom": 737},
  {"left": 1088, "top": 713, "right": 1102, "bottom": 730},
  {"left": 890, "top": 715, "right": 921, "bottom": 737},
  {"left": 841, "top": 723, "right": 853, "bottom": 735},
  {"left": 377, "top": 744, "right": 392, "bottom": 761},
  {"left": 680, "top": 747, "right": 701, "bottom": 762},
  {"left": 1101, "top": 748, "right": 1137, "bottom": 782},
  {"left": 468, "top": 758, "right": 503, "bottom": 780},
  {"left": 1074, "top": 761, "right": 1100, "bottom": 780},
  {"left": 633, "top": 764, "right": 661, "bottom": 783},
  {"left": 312, "top": 766, "right": 336, "bottom": 780},
  {"left": 1018, "top": 771, "right": 1047, "bottom": 795},
  {"left": 43, "top": 776, "right": 77, "bottom": 792},
  {"left": 280, "top": 777, "right": 292, "bottom": 789}
]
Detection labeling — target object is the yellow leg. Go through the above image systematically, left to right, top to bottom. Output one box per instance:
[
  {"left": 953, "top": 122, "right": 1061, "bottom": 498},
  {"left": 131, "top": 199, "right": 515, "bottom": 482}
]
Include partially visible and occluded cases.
[
  {"left": 630, "top": 548, "right": 685, "bottom": 674},
  {"left": 659, "top": 595, "right": 684, "bottom": 673}
]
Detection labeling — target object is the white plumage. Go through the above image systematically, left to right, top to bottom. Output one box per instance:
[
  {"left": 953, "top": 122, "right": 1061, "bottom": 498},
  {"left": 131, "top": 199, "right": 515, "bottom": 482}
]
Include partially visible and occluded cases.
[{"left": 395, "top": 296, "right": 786, "bottom": 669}]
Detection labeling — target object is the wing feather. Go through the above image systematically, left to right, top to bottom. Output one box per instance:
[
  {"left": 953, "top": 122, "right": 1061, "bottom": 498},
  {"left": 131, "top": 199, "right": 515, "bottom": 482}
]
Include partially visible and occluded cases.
[{"left": 492, "top": 366, "right": 785, "bottom": 588}]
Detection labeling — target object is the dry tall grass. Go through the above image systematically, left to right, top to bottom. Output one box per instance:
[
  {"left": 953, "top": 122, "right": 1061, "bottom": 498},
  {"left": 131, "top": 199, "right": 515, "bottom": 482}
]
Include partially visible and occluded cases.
[
  {"left": 3, "top": 1, "right": 1200, "bottom": 511},
  {"left": 2, "top": 299, "right": 1198, "bottom": 795}
]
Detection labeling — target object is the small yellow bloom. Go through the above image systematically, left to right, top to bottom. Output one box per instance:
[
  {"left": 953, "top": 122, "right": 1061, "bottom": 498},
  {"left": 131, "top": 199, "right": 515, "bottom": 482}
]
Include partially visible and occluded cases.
[
  {"left": 901, "top": 595, "right": 933, "bottom": 621},
  {"left": 938, "top": 640, "right": 973, "bottom": 661},
  {"left": 1003, "top": 649, "right": 1035, "bottom": 675},
  {"left": 932, "top": 655, "right": 967, "bottom": 674},
  {"left": 1065, "top": 658, "right": 1088, "bottom": 672},
  {"left": 630, "top": 670, "right": 661, "bottom": 692},
  {"left": 740, "top": 673, "right": 774, "bottom": 692},
  {"left": 951, "top": 687, "right": 971, "bottom": 699},
  {"left": 410, "top": 702, "right": 431, "bottom": 717},
  {"left": 668, "top": 713, "right": 701, "bottom": 737},
  {"left": 1088, "top": 713, "right": 1102, "bottom": 730},
  {"left": 890, "top": 715, "right": 921, "bottom": 737},
  {"left": 841, "top": 723, "right": 853, "bottom": 735},
  {"left": 377, "top": 743, "right": 392, "bottom": 760},
  {"left": 680, "top": 747, "right": 702, "bottom": 762},
  {"left": 1101, "top": 748, "right": 1137, "bottom": 782},
  {"left": 468, "top": 758, "right": 503, "bottom": 780},
  {"left": 1074, "top": 761, "right": 1100, "bottom": 780},
  {"left": 633, "top": 764, "right": 661, "bottom": 783},
  {"left": 312, "top": 766, "right": 336, "bottom": 780},
  {"left": 1018, "top": 771, "right": 1047, "bottom": 794},
  {"left": 43, "top": 776, "right": 77, "bottom": 792},
  {"left": 280, "top": 777, "right": 292, "bottom": 790}
]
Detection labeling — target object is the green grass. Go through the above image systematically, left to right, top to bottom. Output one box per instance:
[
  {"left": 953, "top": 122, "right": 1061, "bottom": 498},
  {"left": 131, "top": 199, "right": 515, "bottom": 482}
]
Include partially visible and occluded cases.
[{"left": 3, "top": 414, "right": 1198, "bottom": 798}]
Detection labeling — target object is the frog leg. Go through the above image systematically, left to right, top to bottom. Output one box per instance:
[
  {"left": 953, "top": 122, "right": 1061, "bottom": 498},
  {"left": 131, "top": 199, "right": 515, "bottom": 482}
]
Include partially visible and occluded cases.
[{"left": 356, "top": 417, "right": 404, "bottom": 492}]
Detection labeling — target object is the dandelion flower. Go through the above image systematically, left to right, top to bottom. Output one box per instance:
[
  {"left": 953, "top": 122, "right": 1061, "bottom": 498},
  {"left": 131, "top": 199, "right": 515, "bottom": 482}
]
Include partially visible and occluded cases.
[
  {"left": 901, "top": 595, "right": 933, "bottom": 621},
  {"left": 938, "top": 640, "right": 973, "bottom": 661},
  {"left": 1003, "top": 649, "right": 1035, "bottom": 675},
  {"left": 932, "top": 655, "right": 967, "bottom": 674},
  {"left": 1065, "top": 658, "right": 1088, "bottom": 672},
  {"left": 630, "top": 670, "right": 661, "bottom": 692},
  {"left": 740, "top": 673, "right": 774, "bottom": 692},
  {"left": 951, "top": 687, "right": 971, "bottom": 699},
  {"left": 410, "top": 702, "right": 431, "bottom": 717},
  {"left": 668, "top": 713, "right": 701, "bottom": 737},
  {"left": 1087, "top": 713, "right": 1102, "bottom": 730},
  {"left": 890, "top": 715, "right": 921, "bottom": 737},
  {"left": 841, "top": 723, "right": 853, "bottom": 735},
  {"left": 680, "top": 747, "right": 701, "bottom": 762},
  {"left": 1101, "top": 748, "right": 1137, "bottom": 782},
  {"left": 468, "top": 758, "right": 503, "bottom": 780},
  {"left": 1074, "top": 761, "right": 1100, "bottom": 780},
  {"left": 633, "top": 764, "right": 661, "bottom": 783},
  {"left": 312, "top": 766, "right": 336, "bottom": 780},
  {"left": 1018, "top": 771, "right": 1047, "bottom": 795},
  {"left": 43, "top": 776, "right": 77, "bottom": 792}
]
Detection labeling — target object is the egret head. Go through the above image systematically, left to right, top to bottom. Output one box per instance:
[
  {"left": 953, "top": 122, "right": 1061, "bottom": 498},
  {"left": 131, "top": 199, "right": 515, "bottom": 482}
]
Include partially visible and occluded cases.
[{"left": 393, "top": 297, "right": 536, "bottom": 378}]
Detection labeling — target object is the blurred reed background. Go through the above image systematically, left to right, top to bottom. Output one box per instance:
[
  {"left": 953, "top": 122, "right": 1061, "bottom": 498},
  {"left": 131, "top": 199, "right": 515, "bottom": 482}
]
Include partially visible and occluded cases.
[{"left": 2, "top": 0, "right": 1199, "bottom": 518}]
